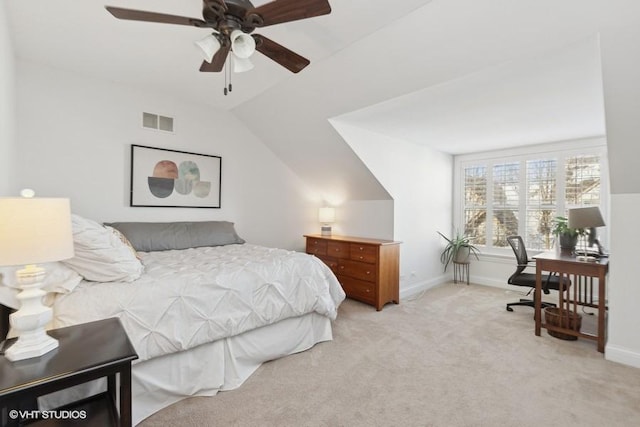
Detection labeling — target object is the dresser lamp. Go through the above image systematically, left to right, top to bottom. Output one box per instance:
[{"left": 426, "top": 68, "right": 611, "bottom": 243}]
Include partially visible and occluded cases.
[
  {"left": 0, "top": 190, "right": 74, "bottom": 361},
  {"left": 568, "top": 206, "right": 605, "bottom": 262},
  {"left": 318, "top": 207, "right": 335, "bottom": 236}
]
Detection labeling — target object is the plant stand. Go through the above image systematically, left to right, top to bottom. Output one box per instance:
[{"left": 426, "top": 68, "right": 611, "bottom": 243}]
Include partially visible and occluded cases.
[{"left": 453, "top": 261, "right": 470, "bottom": 285}]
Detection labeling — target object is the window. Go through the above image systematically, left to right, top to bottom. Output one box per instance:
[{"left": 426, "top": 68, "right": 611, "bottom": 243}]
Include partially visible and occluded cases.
[
  {"left": 455, "top": 141, "right": 608, "bottom": 252},
  {"left": 526, "top": 159, "right": 556, "bottom": 250},
  {"left": 492, "top": 162, "right": 519, "bottom": 247},
  {"left": 463, "top": 166, "right": 487, "bottom": 245}
]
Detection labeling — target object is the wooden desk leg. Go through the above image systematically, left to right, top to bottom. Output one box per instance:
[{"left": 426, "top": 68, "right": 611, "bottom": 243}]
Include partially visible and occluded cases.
[
  {"left": 535, "top": 262, "right": 542, "bottom": 336},
  {"left": 598, "top": 272, "right": 606, "bottom": 353},
  {"left": 120, "top": 364, "right": 132, "bottom": 427},
  {"left": 107, "top": 374, "right": 116, "bottom": 408}
]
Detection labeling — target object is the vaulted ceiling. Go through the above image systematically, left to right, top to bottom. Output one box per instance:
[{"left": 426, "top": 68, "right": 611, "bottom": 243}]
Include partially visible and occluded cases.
[{"left": 6, "top": 0, "right": 635, "bottom": 200}]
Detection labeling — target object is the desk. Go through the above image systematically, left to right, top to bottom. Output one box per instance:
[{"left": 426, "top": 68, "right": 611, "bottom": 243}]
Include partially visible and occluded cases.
[{"left": 534, "top": 251, "right": 609, "bottom": 352}]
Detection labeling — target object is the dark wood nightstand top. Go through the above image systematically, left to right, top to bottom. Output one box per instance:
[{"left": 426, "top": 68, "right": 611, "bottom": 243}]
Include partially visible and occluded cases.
[{"left": 0, "top": 318, "right": 137, "bottom": 397}]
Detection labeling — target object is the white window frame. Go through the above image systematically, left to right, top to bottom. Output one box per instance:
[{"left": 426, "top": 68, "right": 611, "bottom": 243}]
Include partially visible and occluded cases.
[{"left": 453, "top": 137, "right": 609, "bottom": 256}]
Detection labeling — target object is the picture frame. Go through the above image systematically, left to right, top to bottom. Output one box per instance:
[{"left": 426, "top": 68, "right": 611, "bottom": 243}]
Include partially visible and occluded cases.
[{"left": 130, "top": 144, "right": 221, "bottom": 208}]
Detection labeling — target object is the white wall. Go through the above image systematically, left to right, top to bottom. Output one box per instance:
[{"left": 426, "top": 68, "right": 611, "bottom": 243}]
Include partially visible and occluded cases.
[
  {"left": 0, "top": 2, "right": 16, "bottom": 195},
  {"left": 599, "top": 23, "right": 640, "bottom": 368},
  {"left": 15, "top": 61, "right": 317, "bottom": 250},
  {"left": 330, "top": 120, "right": 452, "bottom": 295},
  {"left": 607, "top": 194, "right": 640, "bottom": 367},
  {"left": 329, "top": 200, "right": 395, "bottom": 241}
]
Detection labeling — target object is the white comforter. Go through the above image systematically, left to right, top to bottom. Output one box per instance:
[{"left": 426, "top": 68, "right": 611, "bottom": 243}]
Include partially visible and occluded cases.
[{"left": 51, "top": 244, "right": 345, "bottom": 362}]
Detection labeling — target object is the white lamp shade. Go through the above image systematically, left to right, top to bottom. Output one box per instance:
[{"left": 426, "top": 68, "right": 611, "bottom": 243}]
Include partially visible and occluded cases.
[
  {"left": 230, "top": 30, "right": 256, "bottom": 59},
  {"left": 195, "top": 34, "right": 221, "bottom": 63},
  {"left": 233, "top": 55, "right": 254, "bottom": 73},
  {"left": 0, "top": 198, "right": 74, "bottom": 266},
  {"left": 568, "top": 206, "right": 605, "bottom": 229},
  {"left": 319, "top": 207, "right": 336, "bottom": 224}
]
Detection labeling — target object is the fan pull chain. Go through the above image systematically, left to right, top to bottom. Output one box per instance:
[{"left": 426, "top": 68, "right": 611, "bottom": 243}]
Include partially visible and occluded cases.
[
  {"left": 223, "top": 55, "right": 233, "bottom": 96},
  {"left": 228, "top": 55, "right": 233, "bottom": 93},
  {"left": 224, "top": 61, "right": 228, "bottom": 96}
]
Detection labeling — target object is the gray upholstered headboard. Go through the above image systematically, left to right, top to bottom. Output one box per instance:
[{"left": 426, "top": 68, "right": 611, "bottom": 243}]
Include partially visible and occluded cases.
[{"left": 105, "top": 220, "right": 245, "bottom": 252}]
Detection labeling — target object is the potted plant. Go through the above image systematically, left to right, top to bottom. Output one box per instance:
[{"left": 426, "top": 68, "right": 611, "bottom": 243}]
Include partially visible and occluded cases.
[
  {"left": 551, "top": 216, "right": 581, "bottom": 251},
  {"left": 437, "top": 231, "right": 480, "bottom": 272}
]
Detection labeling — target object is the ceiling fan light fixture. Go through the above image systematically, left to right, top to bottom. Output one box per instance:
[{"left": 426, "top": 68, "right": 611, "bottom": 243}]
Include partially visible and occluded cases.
[
  {"left": 230, "top": 29, "right": 256, "bottom": 59},
  {"left": 195, "top": 33, "right": 222, "bottom": 63},
  {"left": 233, "top": 55, "right": 254, "bottom": 73}
]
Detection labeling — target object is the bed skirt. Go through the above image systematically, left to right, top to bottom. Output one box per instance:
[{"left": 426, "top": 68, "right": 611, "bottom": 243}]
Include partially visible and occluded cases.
[{"left": 39, "top": 312, "right": 333, "bottom": 425}]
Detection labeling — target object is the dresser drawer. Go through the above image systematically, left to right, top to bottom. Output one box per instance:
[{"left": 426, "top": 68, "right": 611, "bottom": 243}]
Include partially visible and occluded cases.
[
  {"left": 306, "top": 238, "right": 327, "bottom": 256},
  {"left": 327, "top": 241, "right": 350, "bottom": 259},
  {"left": 349, "top": 243, "right": 377, "bottom": 263},
  {"left": 318, "top": 256, "right": 338, "bottom": 274},
  {"left": 338, "top": 259, "right": 377, "bottom": 283},
  {"left": 339, "top": 276, "right": 376, "bottom": 305}
]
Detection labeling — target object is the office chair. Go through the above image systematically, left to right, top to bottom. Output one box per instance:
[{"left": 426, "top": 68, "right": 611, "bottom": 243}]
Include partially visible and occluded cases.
[{"left": 505, "top": 235, "right": 568, "bottom": 312}]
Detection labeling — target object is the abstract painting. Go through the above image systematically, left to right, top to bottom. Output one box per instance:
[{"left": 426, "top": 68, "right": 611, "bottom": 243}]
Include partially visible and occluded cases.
[{"left": 130, "top": 145, "right": 221, "bottom": 208}]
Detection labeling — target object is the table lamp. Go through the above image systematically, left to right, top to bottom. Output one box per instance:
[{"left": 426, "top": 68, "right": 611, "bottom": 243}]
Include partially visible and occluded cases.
[
  {"left": 0, "top": 190, "right": 74, "bottom": 361},
  {"left": 568, "top": 206, "right": 605, "bottom": 262},
  {"left": 319, "top": 207, "right": 335, "bottom": 236}
]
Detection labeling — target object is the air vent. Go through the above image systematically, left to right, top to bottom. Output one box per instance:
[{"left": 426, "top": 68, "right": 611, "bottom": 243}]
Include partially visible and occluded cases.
[{"left": 143, "top": 112, "right": 174, "bottom": 132}]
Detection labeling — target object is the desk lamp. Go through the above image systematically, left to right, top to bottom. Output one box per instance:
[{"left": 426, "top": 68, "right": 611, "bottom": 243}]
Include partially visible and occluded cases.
[
  {"left": 0, "top": 190, "right": 74, "bottom": 361},
  {"left": 568, "top": 206, "right": 605, "bottom": 262}
]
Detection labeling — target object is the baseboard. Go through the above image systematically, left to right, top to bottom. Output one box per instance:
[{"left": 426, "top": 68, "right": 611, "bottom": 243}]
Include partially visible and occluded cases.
[
  {"left": 400, "top": 275, "right": 448, "bottom": 299},
  {"left": 468, "top": 275, "right": 511, "bottom": 290},
  {"left": 605, "top": 344, "right": 640, "bottom": 369}
]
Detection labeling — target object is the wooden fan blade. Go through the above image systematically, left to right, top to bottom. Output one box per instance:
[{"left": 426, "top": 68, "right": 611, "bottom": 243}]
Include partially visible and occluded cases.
[
  {"left": 246, "top": 0, "right": 331, "bottom": 28},
  {"left": 105, "top": 6, "right": 206, "bottom": 27},
  {"left": 253, "top": 34, "right": 310, "bottom": 73},
  {"left": 199, "top": 44, "right": 231, "bottom": 72}
]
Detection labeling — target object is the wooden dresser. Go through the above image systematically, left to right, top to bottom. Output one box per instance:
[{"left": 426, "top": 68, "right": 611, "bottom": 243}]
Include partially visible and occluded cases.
[{"left": 304, "top": 234, "right": 401, "bottom": 311}]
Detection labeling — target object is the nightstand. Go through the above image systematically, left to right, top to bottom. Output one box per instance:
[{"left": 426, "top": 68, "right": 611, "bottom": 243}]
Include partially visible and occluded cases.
[{"left": 0, "top": 318, "right": 137, "bottom": 426}]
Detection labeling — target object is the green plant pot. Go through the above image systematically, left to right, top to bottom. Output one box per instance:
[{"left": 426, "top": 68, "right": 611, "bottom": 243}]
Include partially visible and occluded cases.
[{"left": 559, "top": 234, "right": 578, "bottom": 251}]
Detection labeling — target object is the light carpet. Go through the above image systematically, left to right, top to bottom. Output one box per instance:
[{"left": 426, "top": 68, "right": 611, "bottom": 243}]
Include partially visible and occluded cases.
[{"left": 140, "top": 283, "right": 640, "bottom": 426}]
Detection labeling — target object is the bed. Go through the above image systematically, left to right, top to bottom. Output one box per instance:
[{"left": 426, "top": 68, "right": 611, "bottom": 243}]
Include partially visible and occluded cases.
[{"left": 0, "top": 216, "right": 345, "bottom": 425}]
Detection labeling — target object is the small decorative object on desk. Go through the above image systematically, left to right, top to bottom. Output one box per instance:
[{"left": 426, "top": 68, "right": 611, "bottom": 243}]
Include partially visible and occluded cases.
[{"left": 551, "top": 216, "right": 580, "bottom": 252}]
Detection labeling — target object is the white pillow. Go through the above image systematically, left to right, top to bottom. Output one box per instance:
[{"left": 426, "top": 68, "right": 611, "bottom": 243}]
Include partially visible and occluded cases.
[
  {"left": 62, "top": 214, "right": 144, "bottom": 282},
  {"left": 0, "top": 262, "right": 82, "bottom": 309}
]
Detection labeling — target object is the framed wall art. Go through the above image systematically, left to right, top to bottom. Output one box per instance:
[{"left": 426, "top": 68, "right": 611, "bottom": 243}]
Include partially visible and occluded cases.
[{"left": 130, "top": 144, "right": 221, "bottom": 208}]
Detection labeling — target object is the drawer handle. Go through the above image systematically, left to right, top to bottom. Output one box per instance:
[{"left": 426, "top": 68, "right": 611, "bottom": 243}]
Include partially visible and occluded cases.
[
  {"left": 359, "top": 247, "right": 364, "bottom": 251},
  {"left": 335, "top": 248, "right": 340, "bottom": 252},
  {"left": 359, "top": 256, "right": 364, "bottom": 260},
  {"left": 366, "top": 271, "right": 371, "bottom": 275},
  {"left": 365, "top": 289, "right": 371, "bottom": 293}
]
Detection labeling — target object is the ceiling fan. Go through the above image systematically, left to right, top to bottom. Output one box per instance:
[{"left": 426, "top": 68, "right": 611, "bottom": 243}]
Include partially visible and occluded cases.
[{"left": 105, "top": 0, "right": 332, "bottom": 74}]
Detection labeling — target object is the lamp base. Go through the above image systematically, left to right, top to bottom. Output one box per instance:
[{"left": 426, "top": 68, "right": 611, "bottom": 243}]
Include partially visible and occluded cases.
[
  {"left": 321, "top": 225, "right": 332, "bottom": 236},
  {"left": 576, "top": 255, "right": 598, "bottom": 263},
  {"left": 5, "top": 264, "right": 58, "bottom": 361},
  {"left": 5, "top": 330, "right": 58, "bottom": 361}
]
